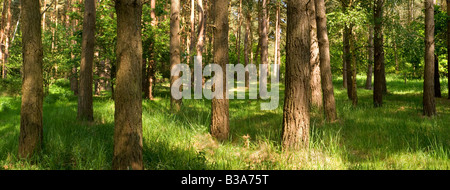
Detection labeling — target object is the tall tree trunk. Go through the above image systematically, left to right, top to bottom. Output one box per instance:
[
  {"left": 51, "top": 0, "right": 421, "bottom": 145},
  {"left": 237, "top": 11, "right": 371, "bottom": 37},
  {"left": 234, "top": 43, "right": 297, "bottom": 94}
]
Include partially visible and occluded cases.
[
  {"left": 0, "top": 0, "right": 6, "bottom": 79},
  {"left": 1, "top": 0, "right": 11, "bottom": 79},
  {"left": 18, "top": 0, "right": 44, "bottom": 159},
  {"left": 70, "top": 0, "right": 79, "bottom": 95},
  {"left": 77, "top": 0, "right": 96, "bottom": 121},
  {"left": 113, "top": 0, "right": 144, "bottom": 170},
  {"left": 146, "top": 0, "right": 157, "bottom": 100},
  {"left": 170, "top": 0, "right": 182, "bottom": 112},
  {"left": 196, "top": 0, "right": 205, "bottom": 88},
  {"left": 210, "top": 0, "right": 230, "bottom": 141},
  {"left": 236, "top": 0, "right": 242, "bottom": 64},
  {"left": 259, "top": 0, "right": 268, "bottom": 98},
  {"left": 282, "top": 0, "right": 310, "bottom": 151},
  {"left": 315, "top": 0, "right": 337, "bottom": 122},
  {"left": 374, "top": 0, "right": 384, "bottom": 107},
  {"left": 423, "top": 0, "right": 436, "bottom": 116},
  {"left": 275, "top": 1, "right": 281, "bottom": 81},
  {"left": 308, "top": 1, "right": 322, "bottom": 108},
  {"left": 244, "top": 12, "right": 251, "bottom": 88},
  {"left": 344, "top": 24, "right": 353, "bottom": 99},
  {"left": 365, "top": 24, "right": 374, "bottom": 89},
  {"left": 342, "top": 25, "right": 348, "bottom": 89},
  {"left": 350, "top": 30, "right": 358, "bottom": 106},
  {"left": 434, "top": 54, "right": 441, "bottom": 97}
]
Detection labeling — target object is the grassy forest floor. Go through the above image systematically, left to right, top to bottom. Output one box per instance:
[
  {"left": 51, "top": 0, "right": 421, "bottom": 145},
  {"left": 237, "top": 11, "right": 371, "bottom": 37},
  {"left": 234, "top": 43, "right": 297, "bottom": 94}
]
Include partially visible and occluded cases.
[{"left": 0, "top": 75, "right": 449, "bottom": 170}]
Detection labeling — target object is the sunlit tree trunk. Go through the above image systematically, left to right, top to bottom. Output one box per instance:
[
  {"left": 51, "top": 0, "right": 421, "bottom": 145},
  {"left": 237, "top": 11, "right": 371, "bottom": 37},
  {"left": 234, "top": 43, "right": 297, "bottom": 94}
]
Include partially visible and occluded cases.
[
  {"left": 19, "top": 0, "right": 44, "bottom": 159},
  {"left": 113, "top": 0, "right": 144, "bottom": 170},
  {"left": 170, "top": 0, "right": 182, "bottom": 111},
  {"left": 210, "top": 0, "right": 230, "bottom": 141},
  {"left": 282, "top": 0, "right": 310, "bottom": 151},
  {"left": 315, "top": 0, "right": 337, "bottom": 122},
  {"left": 308, "top": 1, "right": 322, "bottom": 108}
]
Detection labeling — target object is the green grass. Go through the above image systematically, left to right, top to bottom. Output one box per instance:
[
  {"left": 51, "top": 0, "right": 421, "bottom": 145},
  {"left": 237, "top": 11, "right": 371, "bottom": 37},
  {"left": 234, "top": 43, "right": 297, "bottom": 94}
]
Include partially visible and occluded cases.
[{"left": 0, "top": 75, "right": 449, "bottom": 170}]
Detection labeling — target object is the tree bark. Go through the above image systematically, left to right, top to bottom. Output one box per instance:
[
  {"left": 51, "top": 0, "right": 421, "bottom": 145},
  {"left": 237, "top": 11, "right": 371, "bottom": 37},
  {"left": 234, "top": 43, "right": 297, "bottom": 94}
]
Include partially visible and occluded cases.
[
  {"left": 1, "top": 0, "right": 11, "bottom": 79},
  {"left": 18, "top": 0, "right": 44, "bottom": 159},
  {"left": 77, "top": 0, "right": 96, "bottom": 121},
  {"left": 113, "top": 0, "right": 144, "bottom": 170},
  {"left": 146, "top": 0, "right": 157, "bottom": 100},
  {"left": 170, "top": 0, "right": 182, "bottom": 112},
  {"left": 210, "top": 0, "right": 230, "bottom": 141},
  {"left": 236, "top": 0, "right": 242, "bottom": 64},
  {"left": 282, "top": 0, "right": 310, "bottom": 151},
  {"left": 315, "top": 0, "right": 337, "bottom": 122},
  {"left": 374, "top": 0, "right": 384, "bottom": 107},
  {"left": 423, "top": 0, "right": 436, "bottom": 116},
  {"left": 274, "top": 1, "right": 281, "bottom": 81},
  {"left": 308, "top": 1, "right": 322, "bottom": 108},
  {"left": 244, "top": 12, "right": 251, "bottom": 88},
  {"left": 344, "top": 24, "right": 353, "bottom": 99},
  {"left": 342, "top": 25, "right": 349, "bottom": 89},
  {"left": 365, "top": 25, "right": 374, "bottom": 89},
  {"left": 350, "top": 30, "right": 358, "bottom": 106},
  {"left": 434, "top": 54, "right": 441, "bottom": 97}
]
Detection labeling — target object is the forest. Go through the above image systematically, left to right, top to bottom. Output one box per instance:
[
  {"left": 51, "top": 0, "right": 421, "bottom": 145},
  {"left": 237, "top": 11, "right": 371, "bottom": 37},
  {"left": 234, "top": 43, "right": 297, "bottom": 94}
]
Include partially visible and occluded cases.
[{"left": 0, "top": 0, "right": 449, "bottom": 170}]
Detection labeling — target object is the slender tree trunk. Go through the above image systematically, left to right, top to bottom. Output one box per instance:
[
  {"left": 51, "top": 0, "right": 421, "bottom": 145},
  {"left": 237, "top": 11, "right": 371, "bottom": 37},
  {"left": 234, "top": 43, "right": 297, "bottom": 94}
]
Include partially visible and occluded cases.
[
  {"left": 0, "top": 0, "right": 6, "bottom": 79},
  {"left": 1, "top": 0, "right": 11, "bottom": 79},
  {"left": 19, "top": 0, "right": 44, "bottom": 159},
  {"left": 42, "top": 0, "right": 46, "bottom": 31},
  {"left": 70, "top": 0, "right": 79, "bottom": 95},
  {"left": 77, "top": 0, "right": 96, "bottom": 121},
  {"left": 113, "top": 0, "right": 144, "bottom": 170},
  {"left": 146, "top": 0, "right": 157, "bottom": 100},
  {"left": 170, "top": 0, "right": 182, "bottom": 112},
  {"left": 197, "top": 0, "right": 205, "bottom": 87},
  {"left": 210, "top": 0, "right": 230, "bottom": 141},
  {"left": 236, "top": 0, "right": 242, "bottom": 64},
  {"left": 259, "top": 0, "right": 268, "bottom": 98},
  {"left": 282, "top": 0, "right": 310, "bottom": 151},
  {"left": 315, "top": 0, "right": 337, "bottom": 122},
  {"left": 374, "top": 0, "right": 384, "bottom": 107},
  {"left": 423, "top": 0, "right": 436, "bottom": 116},
  {"left": 275, "top": 1, "right": 281, "bottom": 81},
  {"left": 308, "top": 1, "right": 322, "bottom": 108},
  {"left": 244, "top": 13, "right": 251, "bottom": 88},
  {"left": 344, "top": 24, "right": 353, "bottom": 99},
  {"left": 365, "top": 24, "right": 374, "bottom": 89},
  {"left": 342, "top": 25, "right": 349, "bottom": 89},
  {"left": 350, "top": 30, "right": 358, "bottom": 106},
  {"left": 434, "top": 54, "right": 441, "bottom": 97}
]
